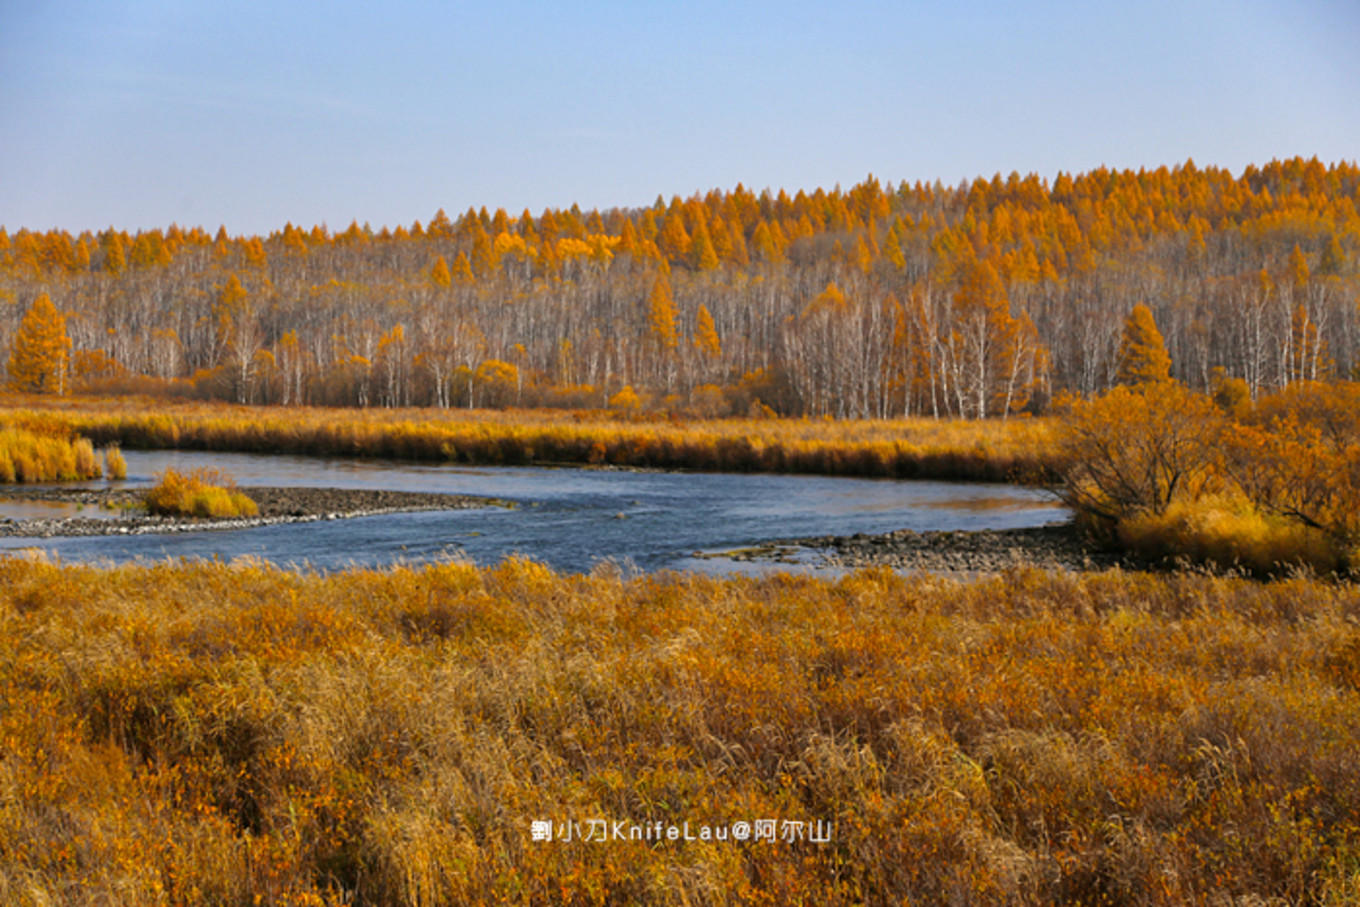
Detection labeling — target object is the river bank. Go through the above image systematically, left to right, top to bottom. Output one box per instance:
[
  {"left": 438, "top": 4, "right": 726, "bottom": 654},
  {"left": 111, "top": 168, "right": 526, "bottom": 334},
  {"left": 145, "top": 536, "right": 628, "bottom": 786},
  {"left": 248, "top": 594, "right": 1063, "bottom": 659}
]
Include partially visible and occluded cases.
[
  {"left": 0, "top": 486, "right": 503, "bottom": 538},
  {"left": 776, "top": 522, "right": 1132, "bottom": 573},
  {"left": 691, "top": 523, "right": 1130, "bottom": 574}
]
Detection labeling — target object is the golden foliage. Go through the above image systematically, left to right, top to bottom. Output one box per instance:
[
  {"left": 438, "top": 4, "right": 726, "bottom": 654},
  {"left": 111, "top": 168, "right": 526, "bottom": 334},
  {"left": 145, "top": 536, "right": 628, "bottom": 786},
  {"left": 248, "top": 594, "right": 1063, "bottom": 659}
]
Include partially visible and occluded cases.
[
  {"left": 5, "top": 160, "right": 1360, "bottom": 416},
  {"left": 429, "top": 254, "right": 452, "bottom": 288},
  {"left": 647, "top": 274, "right": 678, "bottom": 351},
  {"left": 6, "top": 294, "right": 71, "bottom": 394},
  {"left": 694, "top": 303, "right": 721, "bottom": 360},
  {"left": 1115, "top": 303, "right": 1172, "bottom": 385},
  {"left": 1058, "top": 380, "right": 1360, "bottom": 573},
  {"left": 1055, "top": 382, "right": 1222, "bottom": 526},
  {"left": 1, "top": 397, "right": 1056, "bottom": 482},
  {"left": 0, "top": 425, "right": 102, "bottom": 482},
  {"left": 103, "top": 443, "right": 127, "bottom": 480},
  {"left": 143, "top": 467, "right": 258, "bottom": 518},
  {"left": 0, "top": 559, "right": 1357, "bottom": 903}
]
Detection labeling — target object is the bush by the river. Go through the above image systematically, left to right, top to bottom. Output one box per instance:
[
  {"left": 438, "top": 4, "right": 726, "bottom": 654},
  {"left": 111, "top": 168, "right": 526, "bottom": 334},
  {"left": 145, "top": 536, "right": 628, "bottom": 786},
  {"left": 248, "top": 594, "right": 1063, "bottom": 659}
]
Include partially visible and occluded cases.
[
  {"left": 1055, "top": 379, "right": 1360, "bottom": 576},
  {"left": 0, "top": 426, "right": 102, "bottom": 482},
  {"left": 143, "top": 467, "right": 257, "bottom": 518}
]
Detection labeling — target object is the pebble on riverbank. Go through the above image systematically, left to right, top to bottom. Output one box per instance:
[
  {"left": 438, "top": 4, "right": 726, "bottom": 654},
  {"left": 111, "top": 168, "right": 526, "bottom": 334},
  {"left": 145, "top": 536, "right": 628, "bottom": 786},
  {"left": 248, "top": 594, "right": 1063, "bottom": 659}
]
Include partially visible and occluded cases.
[
  {"left": 0, "top": 486, "right": 503, "bottom": 538},
  {"left": 779, "top": 523, "right": 1133, "bottom": 574}
]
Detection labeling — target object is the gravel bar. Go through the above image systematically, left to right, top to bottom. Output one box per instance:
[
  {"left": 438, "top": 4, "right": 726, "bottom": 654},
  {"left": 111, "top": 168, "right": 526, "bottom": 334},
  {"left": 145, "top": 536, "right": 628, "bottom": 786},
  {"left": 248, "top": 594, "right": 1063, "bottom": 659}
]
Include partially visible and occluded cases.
[{"left": 0, "top": 486, "right": 506, "bottom": 538}]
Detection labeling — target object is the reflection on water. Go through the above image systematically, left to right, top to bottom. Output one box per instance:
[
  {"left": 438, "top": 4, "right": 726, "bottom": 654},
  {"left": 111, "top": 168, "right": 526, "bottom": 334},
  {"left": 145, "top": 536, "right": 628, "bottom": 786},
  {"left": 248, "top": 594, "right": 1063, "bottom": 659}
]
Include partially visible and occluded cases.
[
  {"left": 0, "top": 450, "right": 1067, "bottom": 575},
  {"left": 914, "top": 496, "right": 1060, "bottom": 512},
  {"left": 0, "top": 498, "right": 129, "bottom": 521}
]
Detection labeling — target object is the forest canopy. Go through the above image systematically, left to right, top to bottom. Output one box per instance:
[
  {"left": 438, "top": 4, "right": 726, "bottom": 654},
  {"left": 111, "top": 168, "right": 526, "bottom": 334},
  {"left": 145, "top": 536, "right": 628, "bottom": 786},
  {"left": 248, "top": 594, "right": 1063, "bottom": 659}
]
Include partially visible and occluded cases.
[{"left": 0, "top": 157, "right": 1356, "bottom": 417}]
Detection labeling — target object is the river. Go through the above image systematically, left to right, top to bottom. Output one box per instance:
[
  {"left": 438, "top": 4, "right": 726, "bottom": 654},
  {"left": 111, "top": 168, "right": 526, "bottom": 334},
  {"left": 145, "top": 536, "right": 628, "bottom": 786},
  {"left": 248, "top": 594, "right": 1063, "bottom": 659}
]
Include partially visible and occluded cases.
[{"left": 0, "top": 450, "right": 1066, "bottom": 574}]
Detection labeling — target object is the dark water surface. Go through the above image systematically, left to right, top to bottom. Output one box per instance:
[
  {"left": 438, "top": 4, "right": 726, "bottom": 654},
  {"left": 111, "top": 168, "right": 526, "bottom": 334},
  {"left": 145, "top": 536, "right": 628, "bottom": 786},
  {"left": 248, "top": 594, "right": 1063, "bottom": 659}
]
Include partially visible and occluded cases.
[{"left": 0, "top": 450, "right": 1066, "bottom": 574}]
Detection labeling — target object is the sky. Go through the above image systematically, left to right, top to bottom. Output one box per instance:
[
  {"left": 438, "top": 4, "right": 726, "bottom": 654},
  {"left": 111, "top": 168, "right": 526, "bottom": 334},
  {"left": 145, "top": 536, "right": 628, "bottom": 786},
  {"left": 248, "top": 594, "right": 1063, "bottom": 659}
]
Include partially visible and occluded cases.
[{"left": 1, "top": 0, "right": 1357, "bottom": 236}]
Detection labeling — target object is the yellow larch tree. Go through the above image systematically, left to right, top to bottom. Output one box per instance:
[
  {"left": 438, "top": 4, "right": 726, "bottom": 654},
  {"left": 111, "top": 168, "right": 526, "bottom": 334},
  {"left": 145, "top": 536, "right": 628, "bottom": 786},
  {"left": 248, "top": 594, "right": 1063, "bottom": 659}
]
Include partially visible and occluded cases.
[
  {"left": 657, "top": 213, "right": 691, "bottom": 265},
  {"left": 690, "top": 220, "right": 720, "bottom": 271},
  {"left": 103, "top": 232, "right": 126, "bottom": 275},
  {"left": 450, "top": 252, "right": 475, "bottom": 285},
  {"left": 430, "top": 255, "right": 452, "bottom": 288},
  {"left": 648, "top": 273, "right": 679, "bottom": 351},
  {"left": 7, "top": 293, "right": 72, "bottom": 394},
  {"left": 694, "top": 303, "right": 721, "bottom": 360},
  {"left": 1115, "top": 303, "right": 1172, "bottom": 385}
]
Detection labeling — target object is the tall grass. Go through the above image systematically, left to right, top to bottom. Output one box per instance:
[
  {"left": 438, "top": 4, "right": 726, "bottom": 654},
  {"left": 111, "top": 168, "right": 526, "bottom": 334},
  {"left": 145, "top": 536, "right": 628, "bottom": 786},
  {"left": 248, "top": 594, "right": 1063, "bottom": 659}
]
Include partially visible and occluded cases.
[
  {"left": 0, "top": 395, "right": 1057, "bottom": 482},
  {"left": 0, "top": 426, "right": 103, "bottom": 482},
  {"left": 103, "top": 443, "right": 127, "bottom": 480},
  {"left": 143, "top": 467, "right": 258, "bottom": 518},
  {"left": 1117, "top": 495, "right": 1342, "bottom": 575},
  {"left": 0, "top": 557, "right": 1357, "bottom": 904}
]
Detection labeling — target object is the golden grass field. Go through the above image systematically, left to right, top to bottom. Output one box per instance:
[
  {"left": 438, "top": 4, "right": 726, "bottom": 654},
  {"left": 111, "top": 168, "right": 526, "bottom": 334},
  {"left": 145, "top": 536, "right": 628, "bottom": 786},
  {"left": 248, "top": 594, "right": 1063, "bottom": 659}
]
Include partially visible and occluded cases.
[
  {"left": 0, "top": 394, "right": 1055, "bottom": 483},
  {"left": 1, "top": 556, "right": 1357, "bottom": 905}
]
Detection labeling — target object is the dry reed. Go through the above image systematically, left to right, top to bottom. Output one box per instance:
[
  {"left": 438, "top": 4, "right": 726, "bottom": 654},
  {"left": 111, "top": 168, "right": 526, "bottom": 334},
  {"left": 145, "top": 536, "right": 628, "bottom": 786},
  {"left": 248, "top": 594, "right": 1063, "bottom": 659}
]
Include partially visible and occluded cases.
[{"left": 0, "top": 557, "right": 1356, "bottom": 904}]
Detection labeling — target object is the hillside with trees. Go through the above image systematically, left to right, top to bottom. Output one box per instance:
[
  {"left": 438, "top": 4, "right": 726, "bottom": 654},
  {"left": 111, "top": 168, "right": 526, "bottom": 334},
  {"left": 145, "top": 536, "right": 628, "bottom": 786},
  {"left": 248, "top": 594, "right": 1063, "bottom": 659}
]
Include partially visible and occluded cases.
[{"left": 2, "top": 157, "right": 1356, "bottom": 417}]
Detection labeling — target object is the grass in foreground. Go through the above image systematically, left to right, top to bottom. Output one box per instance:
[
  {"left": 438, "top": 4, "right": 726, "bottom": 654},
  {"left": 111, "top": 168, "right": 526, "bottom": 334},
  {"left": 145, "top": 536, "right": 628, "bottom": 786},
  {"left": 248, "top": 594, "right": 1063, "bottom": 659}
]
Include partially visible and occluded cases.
[
  {"left": 0, "top": 395, "right": 1056, "bottom": 483},
  {"left": 0, "top": 557, "right": 1357, "bottom": 904}
]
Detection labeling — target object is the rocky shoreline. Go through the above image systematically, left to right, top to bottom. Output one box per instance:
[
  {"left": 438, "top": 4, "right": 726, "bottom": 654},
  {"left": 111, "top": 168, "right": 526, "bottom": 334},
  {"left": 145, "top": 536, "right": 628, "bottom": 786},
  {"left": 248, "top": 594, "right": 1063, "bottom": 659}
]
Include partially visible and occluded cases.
[
  {"left": 0, "top": 486, "right": 504, "bottom": 538},
  {"left": 773, "top": 523, "right": 1134, "bottom": 574}
]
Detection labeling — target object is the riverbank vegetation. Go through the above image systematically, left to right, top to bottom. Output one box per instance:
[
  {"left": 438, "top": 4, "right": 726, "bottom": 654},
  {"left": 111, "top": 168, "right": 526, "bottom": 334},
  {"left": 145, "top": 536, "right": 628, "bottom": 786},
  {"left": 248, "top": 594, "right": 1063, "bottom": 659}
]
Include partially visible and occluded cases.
[
  {"left": 1, "top": 159, "right": 1356, "bottom": 418},
  {"left": 1056, "top": 379, "right": 1360, "bottom": 576},
  {"left": 1, "top": 396, "right": 1055, "bottom": 481},
  {"left": 0, "top": 425, "right": 102, "bottom": 483},
  {"left": 103, "top": 442, "right": 126, "bottom": 480},
  {"left": 143, "top": 467, "right": 257, "bottom": 519},
  {"left": 0, "top": 557, "right": 1357, "bottom": 904}
]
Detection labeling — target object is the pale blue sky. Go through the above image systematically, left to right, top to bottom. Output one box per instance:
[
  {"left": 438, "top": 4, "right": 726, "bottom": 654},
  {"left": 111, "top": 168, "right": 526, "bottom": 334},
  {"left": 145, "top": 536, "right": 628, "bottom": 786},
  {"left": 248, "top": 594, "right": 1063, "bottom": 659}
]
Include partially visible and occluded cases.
[{"left": 2, "top": 0, "right": 1357, "bottom": 235}]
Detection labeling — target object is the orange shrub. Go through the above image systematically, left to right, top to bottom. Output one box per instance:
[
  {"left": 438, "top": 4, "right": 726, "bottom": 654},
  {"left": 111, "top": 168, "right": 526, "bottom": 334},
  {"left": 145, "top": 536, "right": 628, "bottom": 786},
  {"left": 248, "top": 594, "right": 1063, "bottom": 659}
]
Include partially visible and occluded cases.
[
  {"left": 1056, "top": 380, "right": 1360, "bottom": 574},
  {"left": 1053, "top": 382, "right": 1223, "bottom": 529},
  {"left": 0, "top": 425, "right": 103, "bottom": 482},
  {"left": 103, "top": 443, "right": 127, "bottom": 480},
  {"left": 144, "top": 467, "right": 258, "bottom": 518}
]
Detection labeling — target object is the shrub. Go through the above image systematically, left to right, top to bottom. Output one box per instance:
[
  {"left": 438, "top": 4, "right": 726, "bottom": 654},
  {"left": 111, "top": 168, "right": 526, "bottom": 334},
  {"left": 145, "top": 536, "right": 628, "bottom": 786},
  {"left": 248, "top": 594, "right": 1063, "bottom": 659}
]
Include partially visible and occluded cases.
[
  {"left": 1053, "top": 382, "right": 1223, "bottom": 534},
  {"left": 1225, "top": 382, "right": 1360, "bottom": 551},
  {"left": 0, "top": 426, "right": 104, "bottom": 482},
  {"left": 72, "top": 437, "right": 99, "bottom": 478},
  {"left": 103, "top": 443, "right": 127, "bottom": 480},
  {"left": 144, "top": 467, "right": 258, "bottom": 518},
  {"left": 1116, "top": 495, "right": 1341, "bottom": 575}
]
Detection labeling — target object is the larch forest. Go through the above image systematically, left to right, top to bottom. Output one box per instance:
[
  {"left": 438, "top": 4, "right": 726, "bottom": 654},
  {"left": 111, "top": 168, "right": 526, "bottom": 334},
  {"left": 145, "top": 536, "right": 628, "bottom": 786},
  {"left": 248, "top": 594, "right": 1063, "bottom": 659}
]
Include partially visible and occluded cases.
[{"left": 2, "top": 157, "right": 1357, "bottom": 417}]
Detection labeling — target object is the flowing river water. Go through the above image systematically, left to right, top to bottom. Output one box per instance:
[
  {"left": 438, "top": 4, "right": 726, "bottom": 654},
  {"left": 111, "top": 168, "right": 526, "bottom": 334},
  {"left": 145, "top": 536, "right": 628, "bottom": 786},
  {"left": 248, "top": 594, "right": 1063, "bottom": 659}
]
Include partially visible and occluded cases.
[{"left": 0, "top": 450, "right": 1066, "bottom": 574}]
